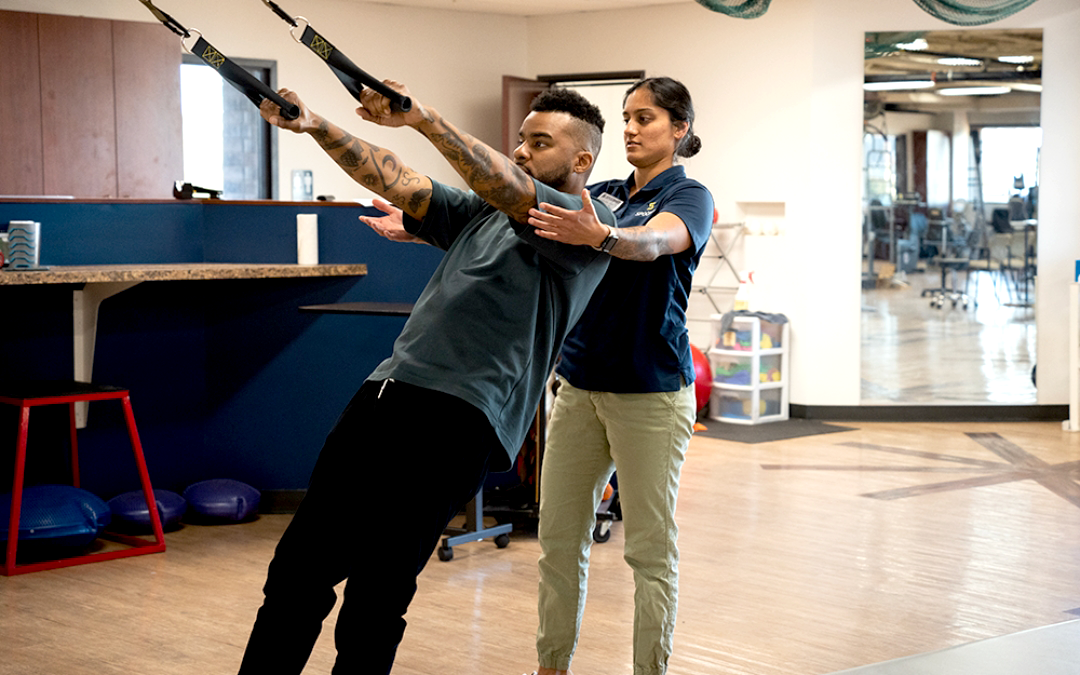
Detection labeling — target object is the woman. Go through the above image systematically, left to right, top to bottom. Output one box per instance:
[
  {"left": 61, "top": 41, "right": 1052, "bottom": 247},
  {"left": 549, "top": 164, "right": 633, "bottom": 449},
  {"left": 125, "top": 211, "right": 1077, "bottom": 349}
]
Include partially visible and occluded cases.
[{"left": 527, "top": 76, "right": 714, "bottom": 675}]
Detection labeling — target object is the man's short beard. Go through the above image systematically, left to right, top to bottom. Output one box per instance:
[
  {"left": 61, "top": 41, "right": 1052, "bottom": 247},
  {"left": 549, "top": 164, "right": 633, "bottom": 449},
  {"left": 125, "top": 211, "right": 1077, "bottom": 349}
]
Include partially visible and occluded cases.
[{"left": 533, "top": 165, "right": 573, "bottom": 192}]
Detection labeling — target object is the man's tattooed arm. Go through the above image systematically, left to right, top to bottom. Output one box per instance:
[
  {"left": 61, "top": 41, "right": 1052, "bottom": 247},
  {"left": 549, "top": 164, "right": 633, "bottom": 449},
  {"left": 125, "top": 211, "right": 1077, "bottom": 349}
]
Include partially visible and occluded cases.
[
  {"left": 412, "top": 107, "right": 536, "bottom": 223},
  {"left": 307, "top": 118, "right": 433, "bottom": 220}
]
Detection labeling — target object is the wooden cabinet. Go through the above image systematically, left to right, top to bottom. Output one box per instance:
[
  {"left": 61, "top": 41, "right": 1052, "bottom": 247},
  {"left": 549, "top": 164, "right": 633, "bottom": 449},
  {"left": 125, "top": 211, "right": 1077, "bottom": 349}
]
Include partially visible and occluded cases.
[
  {"left": 0, "top": 11, "right": 181, "bottom": 199},
  {"left": 0, "top": 11, "right": 44, "bottom": 196},
  {"left": 112, "top": 20, "right": 183, "bottom": 199}
]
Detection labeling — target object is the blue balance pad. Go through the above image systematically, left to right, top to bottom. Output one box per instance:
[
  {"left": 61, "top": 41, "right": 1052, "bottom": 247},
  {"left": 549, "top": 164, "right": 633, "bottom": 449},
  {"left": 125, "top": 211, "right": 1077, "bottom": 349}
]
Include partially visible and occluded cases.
[{"left": 0, "top": 485, "right": 111, "bottom": 548}]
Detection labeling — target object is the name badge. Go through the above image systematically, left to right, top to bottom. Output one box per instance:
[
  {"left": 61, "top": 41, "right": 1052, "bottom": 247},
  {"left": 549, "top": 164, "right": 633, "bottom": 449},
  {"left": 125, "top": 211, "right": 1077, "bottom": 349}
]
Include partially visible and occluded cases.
[{"left": 596, "top": 192, "right": 623, "bottom": 212}]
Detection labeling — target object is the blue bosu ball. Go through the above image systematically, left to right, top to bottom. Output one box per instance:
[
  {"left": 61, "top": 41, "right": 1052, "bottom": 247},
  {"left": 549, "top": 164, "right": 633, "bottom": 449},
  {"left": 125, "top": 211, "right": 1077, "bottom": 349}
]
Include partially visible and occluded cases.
[
  {"left": 183, "top": 479, "right": 260, "bottom": 522},
  {"left": 0, "top": 485, "right": 111, "bottom": 548},
  {"left": 107, "top": 489, "right": 187, "bottom": 531}
]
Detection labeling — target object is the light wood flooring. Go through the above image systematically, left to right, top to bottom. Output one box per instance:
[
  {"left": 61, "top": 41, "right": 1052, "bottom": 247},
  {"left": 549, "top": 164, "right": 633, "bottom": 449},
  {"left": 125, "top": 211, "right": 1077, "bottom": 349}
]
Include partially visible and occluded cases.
[
  {"left": 861, "top": 264, "right": 1037, "bottom": 405},
  {"left": 2, "top": 420, "right": 1079, "bottom": 674}
]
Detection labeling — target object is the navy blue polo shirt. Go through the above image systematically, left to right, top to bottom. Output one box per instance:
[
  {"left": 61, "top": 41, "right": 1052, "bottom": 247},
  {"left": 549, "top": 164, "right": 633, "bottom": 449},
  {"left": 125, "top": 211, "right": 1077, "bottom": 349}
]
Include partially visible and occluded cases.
[{"left": 556, "top": 165, "right": 714, "bottom": 393}]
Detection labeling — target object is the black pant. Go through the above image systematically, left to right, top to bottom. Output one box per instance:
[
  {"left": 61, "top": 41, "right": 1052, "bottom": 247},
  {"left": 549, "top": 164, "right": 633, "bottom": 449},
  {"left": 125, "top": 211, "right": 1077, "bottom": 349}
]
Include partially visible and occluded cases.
[{"left": 238, "top": 379, "right": 499, "bottom": 674}]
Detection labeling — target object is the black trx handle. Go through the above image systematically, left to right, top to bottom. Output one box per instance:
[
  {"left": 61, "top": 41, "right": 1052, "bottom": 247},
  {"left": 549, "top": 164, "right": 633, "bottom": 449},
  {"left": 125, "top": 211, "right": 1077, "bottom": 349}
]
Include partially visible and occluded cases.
[
  {"left": 138, "top": 0, "right": 299, "bottom": 120},
  {"left": 260, "top": 0, "right": 413, "bottom": 114},
  {"left": 189, "top": 34, "right": 301, "bottom": 120}
]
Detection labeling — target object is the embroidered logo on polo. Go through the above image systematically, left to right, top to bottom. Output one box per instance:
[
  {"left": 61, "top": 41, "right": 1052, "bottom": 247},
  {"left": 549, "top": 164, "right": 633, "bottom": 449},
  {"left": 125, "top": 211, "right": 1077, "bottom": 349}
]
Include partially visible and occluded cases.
[{"left": 634, "top": 201, "right": 658, "bottom": 217}]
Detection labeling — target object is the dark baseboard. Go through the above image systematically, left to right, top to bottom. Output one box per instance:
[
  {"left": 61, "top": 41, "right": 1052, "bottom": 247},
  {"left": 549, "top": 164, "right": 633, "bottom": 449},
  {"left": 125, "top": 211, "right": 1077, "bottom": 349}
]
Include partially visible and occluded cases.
[
  {"left": 790, "top": 404, "right": 1069, "bottom": 422},
  {"left": 259, "top": 489, "right": 306, "bottom": 514}
]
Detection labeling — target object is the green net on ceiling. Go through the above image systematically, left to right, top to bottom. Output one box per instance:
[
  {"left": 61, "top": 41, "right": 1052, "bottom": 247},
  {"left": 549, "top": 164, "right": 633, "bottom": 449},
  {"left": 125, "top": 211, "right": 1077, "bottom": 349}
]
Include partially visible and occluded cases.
[
  {"left": 693, "top": 0, "right": 771, "bottom": 19},
  {"left": 912, "top": 0, "right": 1040, "bottom": 26},
  {"left": 864, "top": 31, "right": 926, "bottom": 59}
]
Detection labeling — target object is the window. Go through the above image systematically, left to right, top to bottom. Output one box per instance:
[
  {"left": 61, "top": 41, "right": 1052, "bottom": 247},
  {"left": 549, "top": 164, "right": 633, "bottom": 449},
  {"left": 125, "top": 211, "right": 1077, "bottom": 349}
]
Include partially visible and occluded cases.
[
  {"left": 180, "top": 57, "right": 279, "bottom": 200},
  {"left": 976, "top": 126, "right": 1041, "bottom": 204}
]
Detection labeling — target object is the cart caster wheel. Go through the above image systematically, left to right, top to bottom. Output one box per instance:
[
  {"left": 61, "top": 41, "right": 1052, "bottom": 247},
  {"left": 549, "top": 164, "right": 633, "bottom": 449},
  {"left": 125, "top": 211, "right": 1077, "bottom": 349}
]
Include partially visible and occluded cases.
[
  {"left": 593, "top": 521, "right": 612, "bottom": 543},
  {"left": 494, "top": 533, "right": 510, "bottom": 549},
  {"left": 437, "top": 546, "right": 453, "bottom": 562}
]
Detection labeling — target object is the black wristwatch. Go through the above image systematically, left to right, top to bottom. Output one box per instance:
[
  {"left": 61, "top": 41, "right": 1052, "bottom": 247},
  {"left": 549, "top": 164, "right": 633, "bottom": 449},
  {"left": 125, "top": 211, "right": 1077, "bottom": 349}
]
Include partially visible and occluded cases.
[{"left": 596, "top": 225, "right": 619, "bottom": 253}]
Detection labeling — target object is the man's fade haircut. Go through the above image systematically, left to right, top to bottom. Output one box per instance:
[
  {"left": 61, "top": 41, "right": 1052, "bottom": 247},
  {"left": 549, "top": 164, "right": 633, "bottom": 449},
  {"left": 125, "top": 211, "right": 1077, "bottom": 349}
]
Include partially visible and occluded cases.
[{"left": 530, "top": 87, "right": 605, "bottom": 156}]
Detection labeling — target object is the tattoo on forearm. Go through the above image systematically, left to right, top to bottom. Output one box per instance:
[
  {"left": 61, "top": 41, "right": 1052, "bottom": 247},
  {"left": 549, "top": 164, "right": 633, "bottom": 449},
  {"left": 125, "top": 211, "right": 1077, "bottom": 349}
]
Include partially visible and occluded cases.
[
  {"left": 313, "top": 120, "right": 426, "bottom": 200},
  {"left": 423, "top": 120, "right": 533, "bottom": 220},
  {"left": 408, "top": 188, "right": 431, "bottom": 214},
  {"left": 612, "top": 228, "right": 677, "bottom": 261}
]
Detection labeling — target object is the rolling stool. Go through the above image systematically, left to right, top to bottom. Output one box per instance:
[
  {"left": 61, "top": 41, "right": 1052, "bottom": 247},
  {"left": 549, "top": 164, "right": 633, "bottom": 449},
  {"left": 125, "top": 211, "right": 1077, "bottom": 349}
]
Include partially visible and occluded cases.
[
  {"left": 929, "top": 257, "right": 971, "bottom": 310},
  {"left": 1, "top": 381, "right": 166, "bottom": 575}
]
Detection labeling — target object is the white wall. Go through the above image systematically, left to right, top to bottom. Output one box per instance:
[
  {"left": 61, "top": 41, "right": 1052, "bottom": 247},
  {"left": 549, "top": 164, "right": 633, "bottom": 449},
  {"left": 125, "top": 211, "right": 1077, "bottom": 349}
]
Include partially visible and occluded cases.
[
  {"left": 0, "top": 0, "right": 527, "bottom": 200},
  {"left": 8, "top": 0, "right": 1078, "bottom": 407},
  {"left": 528, "top": 0, "right": 1080, "bottom": 407}
]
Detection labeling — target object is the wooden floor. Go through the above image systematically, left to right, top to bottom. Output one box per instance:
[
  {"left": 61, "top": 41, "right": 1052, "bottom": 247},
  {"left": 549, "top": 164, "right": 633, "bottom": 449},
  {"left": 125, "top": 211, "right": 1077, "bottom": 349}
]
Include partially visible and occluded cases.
[
  {"left": 861, "top": 264, "right": 1037, "bottom": 405},
  {"left": 2, "top": 420, "right": 1078, "bottom": 674}
]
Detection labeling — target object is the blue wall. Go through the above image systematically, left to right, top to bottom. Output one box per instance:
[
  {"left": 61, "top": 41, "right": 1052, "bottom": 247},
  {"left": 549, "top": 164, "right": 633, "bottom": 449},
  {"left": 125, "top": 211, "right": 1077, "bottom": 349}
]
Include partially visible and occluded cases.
[{"left": 0, "top": 200, "right": 442, "bottom": 498}]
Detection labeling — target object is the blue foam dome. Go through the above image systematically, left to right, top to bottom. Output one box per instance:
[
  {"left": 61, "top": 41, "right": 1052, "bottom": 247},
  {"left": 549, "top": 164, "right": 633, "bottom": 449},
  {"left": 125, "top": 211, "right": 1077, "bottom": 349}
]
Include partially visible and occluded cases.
[
  {"left": 183, "top": 479, "right": 260, "bottom": 522},
  {"left": 0, "top": 485, "right": 110, "bottom": 547},
  {"left": 107, "top": 489, "right": 187, "bottom": 530}
]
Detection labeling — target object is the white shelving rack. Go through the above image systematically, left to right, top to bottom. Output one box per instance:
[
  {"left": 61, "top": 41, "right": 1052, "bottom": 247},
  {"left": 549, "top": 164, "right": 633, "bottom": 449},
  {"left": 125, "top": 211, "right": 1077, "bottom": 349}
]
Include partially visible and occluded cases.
[{"left": 707, "top": 314, "right": 789, "bottom": 425}]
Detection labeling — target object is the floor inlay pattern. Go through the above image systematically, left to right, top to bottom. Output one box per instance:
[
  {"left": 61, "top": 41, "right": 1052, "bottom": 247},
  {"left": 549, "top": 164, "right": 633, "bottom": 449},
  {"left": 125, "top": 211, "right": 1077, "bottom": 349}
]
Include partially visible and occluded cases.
[{"left": 762, "top": 432, "right": 1080, "bottom": 508}]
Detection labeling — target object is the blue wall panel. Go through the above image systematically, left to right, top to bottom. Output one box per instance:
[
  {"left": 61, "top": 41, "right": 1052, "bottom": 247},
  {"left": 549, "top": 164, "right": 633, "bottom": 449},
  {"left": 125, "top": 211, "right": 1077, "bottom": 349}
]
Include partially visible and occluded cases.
[{"left": 1, "top": 200, "right": 442, "bottom": 497}]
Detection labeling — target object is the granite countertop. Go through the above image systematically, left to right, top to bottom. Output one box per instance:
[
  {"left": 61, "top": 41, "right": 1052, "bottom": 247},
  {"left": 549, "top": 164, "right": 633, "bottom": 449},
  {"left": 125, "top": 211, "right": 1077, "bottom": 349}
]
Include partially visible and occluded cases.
[{"left": 0, "top": 263, "right": 368, "bottom": 286}]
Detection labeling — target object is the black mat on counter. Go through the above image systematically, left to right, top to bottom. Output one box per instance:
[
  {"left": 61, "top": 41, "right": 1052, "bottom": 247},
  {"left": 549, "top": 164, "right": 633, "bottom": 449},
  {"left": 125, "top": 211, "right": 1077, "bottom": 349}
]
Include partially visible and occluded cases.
[{"left": 695, "top": 418, "right": 855, "bottom": 444}]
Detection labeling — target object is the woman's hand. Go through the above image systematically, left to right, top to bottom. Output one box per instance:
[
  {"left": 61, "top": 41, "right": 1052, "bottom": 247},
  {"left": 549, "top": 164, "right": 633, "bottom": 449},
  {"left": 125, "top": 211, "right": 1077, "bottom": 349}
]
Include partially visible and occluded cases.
[
  {"left": 528, "top": 189, "right": 608, "bottom": 248},
  {"left": 359, "top": 198, "right": 427, "bottom": 244}
]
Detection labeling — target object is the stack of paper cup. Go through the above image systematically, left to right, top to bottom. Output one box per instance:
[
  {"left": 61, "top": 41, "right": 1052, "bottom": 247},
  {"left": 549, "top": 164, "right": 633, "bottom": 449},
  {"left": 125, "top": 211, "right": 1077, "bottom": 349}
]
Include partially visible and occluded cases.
[
  {"left": 297, "top": 214, "right": 318, "bottom": 265},
  {"left": 7, "top": 221, "right": 41, "bottom": 269}
]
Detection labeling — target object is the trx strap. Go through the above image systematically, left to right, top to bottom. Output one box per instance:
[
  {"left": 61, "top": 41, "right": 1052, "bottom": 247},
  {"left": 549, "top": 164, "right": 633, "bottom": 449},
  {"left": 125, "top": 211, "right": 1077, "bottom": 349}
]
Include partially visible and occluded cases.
[
  {"left": 138, "top": 0, "right": 300, "bottom": 120},
  {"left": 260, "top": 0, "right": 413, "bottom": 113}
]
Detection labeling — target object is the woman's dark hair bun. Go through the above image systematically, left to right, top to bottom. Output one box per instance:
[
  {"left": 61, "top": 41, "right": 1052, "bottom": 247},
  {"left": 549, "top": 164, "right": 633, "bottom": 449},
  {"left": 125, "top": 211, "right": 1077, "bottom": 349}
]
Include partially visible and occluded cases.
[{"left": 679, "top": 133, "right": 702, "bottom": 158}]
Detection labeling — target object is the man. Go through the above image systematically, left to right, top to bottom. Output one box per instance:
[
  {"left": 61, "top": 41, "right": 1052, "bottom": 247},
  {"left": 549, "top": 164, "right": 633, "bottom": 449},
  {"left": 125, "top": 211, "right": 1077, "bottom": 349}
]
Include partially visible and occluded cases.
[{"left": 238, "top": 84, "right": 613, "bottom": 674}]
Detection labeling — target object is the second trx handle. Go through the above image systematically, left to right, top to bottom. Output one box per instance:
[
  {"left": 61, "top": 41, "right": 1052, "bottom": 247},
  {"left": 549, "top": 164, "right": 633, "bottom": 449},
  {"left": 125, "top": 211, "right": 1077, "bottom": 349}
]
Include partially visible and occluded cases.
[{"left": 261, "top": 0, "right": 413, "bottom": 114}]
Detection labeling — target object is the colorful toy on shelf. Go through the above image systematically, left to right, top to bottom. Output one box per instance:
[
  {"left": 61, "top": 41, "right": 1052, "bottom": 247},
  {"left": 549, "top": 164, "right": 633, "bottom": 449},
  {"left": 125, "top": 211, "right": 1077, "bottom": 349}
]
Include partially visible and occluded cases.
[
  {"left": 721, "top": 329, "right": 753, "bottom": 350},
  {"left": 714, "top": 361, "right": 751, "bottom": 385},
  {"left": 759, "top": 368, "right": 782, "bottom": 383}
]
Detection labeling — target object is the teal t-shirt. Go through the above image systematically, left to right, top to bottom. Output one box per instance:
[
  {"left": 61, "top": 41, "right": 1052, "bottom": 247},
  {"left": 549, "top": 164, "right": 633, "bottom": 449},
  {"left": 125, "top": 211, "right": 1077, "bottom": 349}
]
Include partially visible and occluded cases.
[{"left": 368, "top": 178, "right": 614, "bottom": 469}]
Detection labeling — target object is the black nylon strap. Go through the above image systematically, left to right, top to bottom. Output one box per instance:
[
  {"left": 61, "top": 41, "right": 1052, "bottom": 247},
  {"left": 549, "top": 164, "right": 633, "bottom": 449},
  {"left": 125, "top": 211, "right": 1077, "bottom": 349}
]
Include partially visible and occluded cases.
[
  {"left": 138, "top": 0, "right": 189, "bottom": 37},
  {"left": 262, "top": 0, "right": 298, "bottom": 27},
  {"left": 297, "top": 25, "right": 412, "bottom": 113},
  {"left": 192, "top": 37, "right": 300, "bottom": 120}
]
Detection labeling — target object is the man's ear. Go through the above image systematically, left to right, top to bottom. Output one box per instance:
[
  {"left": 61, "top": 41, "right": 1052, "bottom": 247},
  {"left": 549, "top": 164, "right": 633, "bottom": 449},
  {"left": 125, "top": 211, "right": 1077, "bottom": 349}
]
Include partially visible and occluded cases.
[{"left": 573, "top": 150, "right": 595, "bottom": 175}]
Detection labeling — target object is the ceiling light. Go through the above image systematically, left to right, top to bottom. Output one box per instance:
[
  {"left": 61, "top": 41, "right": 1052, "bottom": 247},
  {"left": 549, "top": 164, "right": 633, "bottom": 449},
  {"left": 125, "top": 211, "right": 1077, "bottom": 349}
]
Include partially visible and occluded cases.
[
  {"left": 896, "top": 38, "right": 928, "bottom": 51},
  {"left": 998, "top": 55, "right": 1035, "bottom": 64},
  {"left": 937, "top": 57, "right": 982, "bottom": 67},
  {"left": 864, "top": 80, "right": 935, "bottom": 91},
  {"left": 1010, "top": 82, "right": 1043, "bottom": 93},
  {"left": 937, "top": 86, "right": 1011, "bottom": 96}
]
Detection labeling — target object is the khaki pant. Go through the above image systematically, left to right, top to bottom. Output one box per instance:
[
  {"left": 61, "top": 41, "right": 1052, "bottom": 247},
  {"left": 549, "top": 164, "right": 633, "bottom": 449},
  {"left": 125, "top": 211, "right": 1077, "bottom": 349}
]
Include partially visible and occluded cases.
[{"left": 536, "top": 379, "right": 695, "bottom": 675}]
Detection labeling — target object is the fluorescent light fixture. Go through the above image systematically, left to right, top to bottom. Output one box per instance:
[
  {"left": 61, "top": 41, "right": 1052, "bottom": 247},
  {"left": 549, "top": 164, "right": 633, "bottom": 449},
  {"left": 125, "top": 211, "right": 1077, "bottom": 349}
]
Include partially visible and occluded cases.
[
  {"left": 896, "top": 38, "right": 928, "bottom": 51},
  {"left": 998, "top": 55, "right": 1035, "bottom": 64},
  {"left": 937, "top": 56, "right": 982, "bottom": 67},
  {"left": 864, "top": 80, "right": 935, "bottom": 91},
  {"left": 1010, "top": 82, "right": 1043, "bottom": 93},
  {"left": 937, "top": 86, "right": 1011, "bottom": 96}
]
